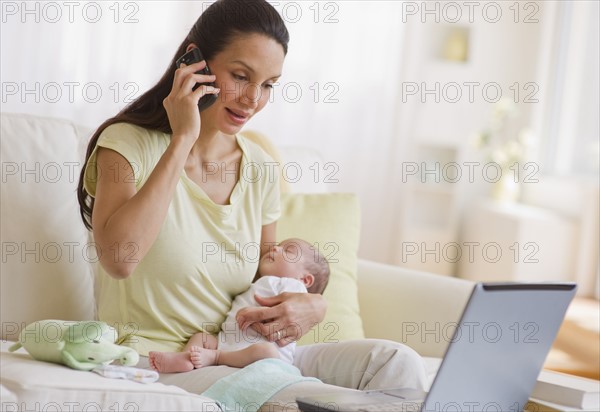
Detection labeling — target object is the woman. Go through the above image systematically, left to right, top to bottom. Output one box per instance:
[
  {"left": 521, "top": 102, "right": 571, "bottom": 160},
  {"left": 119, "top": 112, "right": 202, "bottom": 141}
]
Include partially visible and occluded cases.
[{"left": 78, "top": 0, "right": 426, "bottom": 401}]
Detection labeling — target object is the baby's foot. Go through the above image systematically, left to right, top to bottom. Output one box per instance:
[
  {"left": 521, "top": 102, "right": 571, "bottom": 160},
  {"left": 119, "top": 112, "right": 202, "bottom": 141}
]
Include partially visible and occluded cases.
[
  {"left": 189, "top": 345, "right": 219, "bottom": 368},
  {"left": 149, "top": 351, "right": 194, "bottom": 373}
]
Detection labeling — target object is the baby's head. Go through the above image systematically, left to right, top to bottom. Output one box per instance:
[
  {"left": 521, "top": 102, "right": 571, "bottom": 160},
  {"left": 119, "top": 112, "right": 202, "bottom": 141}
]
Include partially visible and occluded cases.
[{"left": 258, "top": 238, "right": 330, "bottom": 294}]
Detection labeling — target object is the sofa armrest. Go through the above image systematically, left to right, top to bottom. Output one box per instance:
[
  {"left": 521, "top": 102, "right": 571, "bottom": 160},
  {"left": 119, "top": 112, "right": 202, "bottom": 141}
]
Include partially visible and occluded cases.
[{"left": 356, "top": 259, "right": 474, "bottom": 358}]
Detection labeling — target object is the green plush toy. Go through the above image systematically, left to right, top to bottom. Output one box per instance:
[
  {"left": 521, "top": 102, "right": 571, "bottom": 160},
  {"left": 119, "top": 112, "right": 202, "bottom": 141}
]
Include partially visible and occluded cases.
[{"left": 8, "top": 319, "right": 139, "bottom": 371}]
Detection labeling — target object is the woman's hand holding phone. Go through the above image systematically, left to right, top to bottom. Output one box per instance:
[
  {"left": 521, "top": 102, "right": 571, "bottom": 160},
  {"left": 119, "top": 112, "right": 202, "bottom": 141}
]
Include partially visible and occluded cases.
[{"left": 163, "top": 57, "right": 220, "bottom": 149}]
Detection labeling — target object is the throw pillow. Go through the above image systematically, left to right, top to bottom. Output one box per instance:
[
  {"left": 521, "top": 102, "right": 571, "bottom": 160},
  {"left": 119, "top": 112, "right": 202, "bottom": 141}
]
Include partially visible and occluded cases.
[{"left": 277, "top": 193, "right": 365, "bottom": 345}]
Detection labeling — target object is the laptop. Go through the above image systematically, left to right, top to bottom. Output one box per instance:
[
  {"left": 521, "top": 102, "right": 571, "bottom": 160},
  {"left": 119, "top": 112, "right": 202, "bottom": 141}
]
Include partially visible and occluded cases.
[{"left": 296, "top": 282, "right": 577, "bottom": 412}]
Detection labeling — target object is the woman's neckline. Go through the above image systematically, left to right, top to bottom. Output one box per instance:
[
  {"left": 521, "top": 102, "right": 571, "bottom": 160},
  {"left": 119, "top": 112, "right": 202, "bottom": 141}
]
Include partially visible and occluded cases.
[{"left": 180, "top": 134, "right": 248, "bottom": 210}]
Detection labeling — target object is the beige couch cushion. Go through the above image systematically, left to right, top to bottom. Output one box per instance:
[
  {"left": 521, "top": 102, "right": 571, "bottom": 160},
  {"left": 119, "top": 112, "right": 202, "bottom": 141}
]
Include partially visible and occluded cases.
[
  {"left": 1, "top": 113, "right": 96, "bottom": 340},
  {"left": 277, "top": 193, "right": 365, "bottom": 345}
]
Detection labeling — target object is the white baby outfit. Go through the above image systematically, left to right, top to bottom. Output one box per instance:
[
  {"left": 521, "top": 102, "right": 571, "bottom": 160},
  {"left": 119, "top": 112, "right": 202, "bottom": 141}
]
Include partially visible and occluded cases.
[{"left": 217, "top": 276, "right": 307, "bottom": 364}]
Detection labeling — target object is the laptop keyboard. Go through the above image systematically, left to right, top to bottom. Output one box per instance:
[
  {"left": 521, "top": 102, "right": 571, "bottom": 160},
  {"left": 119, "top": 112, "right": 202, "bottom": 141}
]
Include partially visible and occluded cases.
[{"left": 355, "top": 401, "right": 422, "bottom": 412}]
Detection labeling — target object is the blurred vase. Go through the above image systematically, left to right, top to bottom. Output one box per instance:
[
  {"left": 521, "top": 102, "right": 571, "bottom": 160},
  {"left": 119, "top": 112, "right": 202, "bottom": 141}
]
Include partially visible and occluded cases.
[{"left": 491, "top": 173, "right": 520, "bottom": 202}]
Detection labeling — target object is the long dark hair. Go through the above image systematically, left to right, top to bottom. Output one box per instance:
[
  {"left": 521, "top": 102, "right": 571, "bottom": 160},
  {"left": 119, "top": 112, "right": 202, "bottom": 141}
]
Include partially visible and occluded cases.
[{"left": 77, "top": 0, "right": 289, "bottom": 230}]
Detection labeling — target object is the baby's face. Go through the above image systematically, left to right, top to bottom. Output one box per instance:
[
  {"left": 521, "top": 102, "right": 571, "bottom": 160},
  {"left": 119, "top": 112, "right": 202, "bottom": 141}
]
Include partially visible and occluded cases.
[{"left": 258, "top": 239, "right": 308, "bottom": 280}]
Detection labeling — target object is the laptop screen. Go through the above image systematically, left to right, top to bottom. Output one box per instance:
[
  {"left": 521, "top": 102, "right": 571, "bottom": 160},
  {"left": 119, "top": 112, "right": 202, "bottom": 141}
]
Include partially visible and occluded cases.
[{"left": 423, "top": 283, "right": 576, "bottom": 411}]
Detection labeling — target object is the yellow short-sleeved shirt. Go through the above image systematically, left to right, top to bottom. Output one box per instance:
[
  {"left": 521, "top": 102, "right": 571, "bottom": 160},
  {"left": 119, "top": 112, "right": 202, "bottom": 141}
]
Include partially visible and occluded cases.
[{"left": 83, "top": 122, "right": 280, "bottom": 355}]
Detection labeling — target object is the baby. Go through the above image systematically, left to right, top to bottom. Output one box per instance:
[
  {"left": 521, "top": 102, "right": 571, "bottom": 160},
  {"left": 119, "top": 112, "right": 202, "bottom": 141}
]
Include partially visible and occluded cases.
[{"left": 149, "top": 238, "right": 330, "bottom": 373}]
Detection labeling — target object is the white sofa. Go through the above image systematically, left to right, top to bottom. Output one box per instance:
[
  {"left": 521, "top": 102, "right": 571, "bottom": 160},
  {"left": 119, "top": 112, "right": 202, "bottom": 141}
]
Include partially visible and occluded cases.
[{"left": 0, "top": 112, "right": 475, "bottom": 411}]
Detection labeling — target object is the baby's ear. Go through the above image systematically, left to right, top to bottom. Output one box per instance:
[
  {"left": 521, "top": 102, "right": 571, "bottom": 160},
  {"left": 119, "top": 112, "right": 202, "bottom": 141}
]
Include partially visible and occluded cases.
[{"left": 302, "top": 273, "right": 315, "bottom": 288}]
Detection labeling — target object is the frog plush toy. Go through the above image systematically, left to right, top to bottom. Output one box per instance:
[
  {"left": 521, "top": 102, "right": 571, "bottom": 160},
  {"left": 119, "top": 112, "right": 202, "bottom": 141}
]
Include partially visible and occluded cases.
[{"left": 9, "top": 320, "right": 139, "bottom": 371}]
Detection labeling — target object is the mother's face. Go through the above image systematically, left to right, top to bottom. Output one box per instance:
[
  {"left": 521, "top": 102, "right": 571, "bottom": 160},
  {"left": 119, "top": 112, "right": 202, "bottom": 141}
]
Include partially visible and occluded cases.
[{"left": 201, "top": 33, "right": 285, "bottom": 135}]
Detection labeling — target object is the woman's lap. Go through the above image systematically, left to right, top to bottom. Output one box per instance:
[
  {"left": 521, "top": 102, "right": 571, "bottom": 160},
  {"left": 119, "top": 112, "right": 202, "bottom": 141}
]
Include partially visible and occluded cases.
[
  {"left": 138, "top": 339, "right": 427, "bottom": 408},
  {"left": 294, "top": 339, "right": 427, "bottom": 391}
]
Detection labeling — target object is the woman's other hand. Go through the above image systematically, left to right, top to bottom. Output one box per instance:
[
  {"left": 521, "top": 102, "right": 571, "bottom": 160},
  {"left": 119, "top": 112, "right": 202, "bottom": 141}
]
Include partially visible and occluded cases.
[
  {"left": 163, "top": 60, "right": 220, "bottom": 147},
  {"left": 236, "top": 292, "right": 327, "bottom": 346}
]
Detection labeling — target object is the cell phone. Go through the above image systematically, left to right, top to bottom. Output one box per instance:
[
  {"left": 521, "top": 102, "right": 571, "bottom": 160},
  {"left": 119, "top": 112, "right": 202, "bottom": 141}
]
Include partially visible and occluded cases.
[{"left": 175, "top": 48, "right": 218, "bottom": 112}]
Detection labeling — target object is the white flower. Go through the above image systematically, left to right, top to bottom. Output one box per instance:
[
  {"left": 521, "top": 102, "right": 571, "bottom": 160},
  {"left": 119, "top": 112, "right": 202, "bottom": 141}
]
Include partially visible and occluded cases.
[
  {"left": 492, "top": 98, "right": 517, "bottom": 121},
  {"left": 474, "top": 101, "right": 536, "bottom": 173},
  {"left": 518, "top": 128, "right": 536, "bottom": 148},
  {"left": 506, "top": 141, "right": 524, "bottom": 162},
  {"left": 491, "top": 149, "right": 508, "bottom": 166}
]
